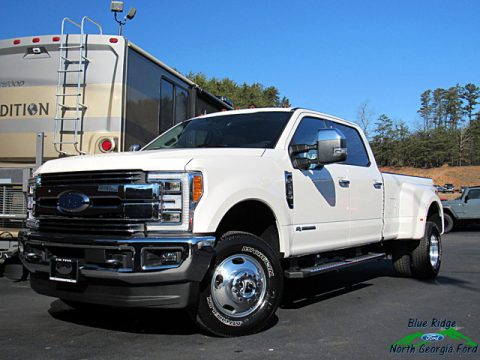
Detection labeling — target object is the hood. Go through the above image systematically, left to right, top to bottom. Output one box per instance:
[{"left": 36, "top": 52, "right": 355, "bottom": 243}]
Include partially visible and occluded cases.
[{"left": 36, "top": 148, "right": 265, "bottom": 175}]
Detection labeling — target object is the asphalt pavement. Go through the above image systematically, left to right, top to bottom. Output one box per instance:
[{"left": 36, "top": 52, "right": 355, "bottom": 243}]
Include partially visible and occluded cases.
[{"left": 1, "top": 230, "right": 479, "bottom": 360}]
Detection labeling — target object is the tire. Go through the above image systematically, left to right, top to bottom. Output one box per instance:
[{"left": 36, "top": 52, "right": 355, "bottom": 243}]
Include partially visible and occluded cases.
[
  {"left": 443, "top": 213, "right": 454, "bottom": 234},
  {"left": 411, "top": 222, "right": 442, "bottom": 279},
  {"left": 192, "top": 231, "right": 283, "bottom": 337},
  {"left": 391, "top": 240, "right": 415, "bottom": 276}
]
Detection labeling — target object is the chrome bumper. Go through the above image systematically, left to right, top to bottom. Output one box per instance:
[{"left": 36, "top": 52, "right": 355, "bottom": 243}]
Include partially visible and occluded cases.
[
  {"left": 18, "top": 231, "right": 215, "bottom": 285},
  {"left": 19, "top": 231, "right": 216, "bottom": 308}
]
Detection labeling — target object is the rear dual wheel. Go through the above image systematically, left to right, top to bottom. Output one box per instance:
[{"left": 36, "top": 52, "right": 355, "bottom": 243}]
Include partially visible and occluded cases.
[
  {"left": 391, "top": 221, "right": 442, "bottom": 279},
  {"left": 411, "top": 222, "right": 442, "bottom": 278}
]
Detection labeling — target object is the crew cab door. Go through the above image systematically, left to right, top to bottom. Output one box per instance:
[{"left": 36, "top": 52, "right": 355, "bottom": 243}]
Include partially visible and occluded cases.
[
  {"left": 289, "top": 116, "right": 350, "bottom": 255},
  {"left": 330, "top": 121, "right": 384, "bottom": 246}
]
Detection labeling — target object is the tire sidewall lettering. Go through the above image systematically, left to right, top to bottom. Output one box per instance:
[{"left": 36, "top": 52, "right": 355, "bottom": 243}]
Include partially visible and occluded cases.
[
  {"left": 241, "top": 245, "right": 275, "bottom": 278},
  {"left": 206, "top": 296, "right": 244, "bottom": 327}
]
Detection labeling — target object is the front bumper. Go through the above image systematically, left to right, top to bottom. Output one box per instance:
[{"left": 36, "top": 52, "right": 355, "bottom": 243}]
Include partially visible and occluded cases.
[{"left": 18, "top": 231, "right": 215, "bottom": 308}]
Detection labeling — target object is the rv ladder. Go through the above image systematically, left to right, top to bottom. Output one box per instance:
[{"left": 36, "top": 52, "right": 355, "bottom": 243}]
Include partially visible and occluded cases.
[{"left": 53, "top": 16, "right": 102, "bottom": 156}]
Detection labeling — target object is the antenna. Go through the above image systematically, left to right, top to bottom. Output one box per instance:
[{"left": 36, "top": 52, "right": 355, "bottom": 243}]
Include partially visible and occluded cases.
[{"left": 111, "top": 1, "right": 137, "bottom": 35}]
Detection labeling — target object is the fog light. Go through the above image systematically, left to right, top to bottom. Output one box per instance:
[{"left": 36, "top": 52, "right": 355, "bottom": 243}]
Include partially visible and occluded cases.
[
  {"left": 162, "top": 212, "right": 181, "bottom": 223},
  {"left": 142, "top": 248, "right": 184, "bottom": 270}
]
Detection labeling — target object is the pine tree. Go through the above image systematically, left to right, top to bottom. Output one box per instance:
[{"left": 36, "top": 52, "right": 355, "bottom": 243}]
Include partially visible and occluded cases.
[
  {"left": 186, "top": 72, "right": 289, "bottom": 109},
  {"left": 462, "top": 83, "right": 480, "bottom": 125},
  {"left": 418, "top": 90, "right": 433, "bottom": 130}
]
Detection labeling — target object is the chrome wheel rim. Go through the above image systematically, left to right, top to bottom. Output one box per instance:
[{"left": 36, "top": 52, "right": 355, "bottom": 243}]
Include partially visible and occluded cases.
[
  {"left": 429, "top": 233, "right": 440, "bottom": 267},
  {"left": 211, "top": 254, "right": 267, "bottom": 318}
]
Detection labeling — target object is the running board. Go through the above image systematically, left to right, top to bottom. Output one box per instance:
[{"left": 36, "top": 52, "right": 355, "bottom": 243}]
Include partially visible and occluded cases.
[{"left": 284, "top": 253, "right": 385, "bottom": 279}]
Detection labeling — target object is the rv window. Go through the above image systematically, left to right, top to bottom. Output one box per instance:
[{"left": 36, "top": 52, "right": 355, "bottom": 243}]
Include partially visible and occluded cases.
[
  {"left": 125, "top": 49, "right": 161, "bottom": 149},
  {"left": 160, "top": 79, "right": 174, "bottom": 133},
  {"left": 175, "top": 86, "right": 189, "bottom": 124}
]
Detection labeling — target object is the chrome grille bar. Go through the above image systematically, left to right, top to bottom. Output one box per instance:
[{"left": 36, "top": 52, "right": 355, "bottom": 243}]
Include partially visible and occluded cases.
[{"left": 40, "top": 170, "right": 145, "bottom": 186}]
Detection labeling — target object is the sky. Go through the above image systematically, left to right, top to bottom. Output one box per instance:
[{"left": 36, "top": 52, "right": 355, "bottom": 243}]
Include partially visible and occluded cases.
[{"left": 1, "top": 0, "right": 479, "bottom": 129}]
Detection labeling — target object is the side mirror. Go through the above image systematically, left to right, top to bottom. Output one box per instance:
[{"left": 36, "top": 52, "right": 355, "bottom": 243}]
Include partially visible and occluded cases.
[
  {"left": 289, "top": 128, "right": 347, "bottom": 169},
  {"left": 316, "top": 128, "right": 347, "bottom": 165},
  {"left": 129, "top": 144, "right": 141, "bottom": 152}
]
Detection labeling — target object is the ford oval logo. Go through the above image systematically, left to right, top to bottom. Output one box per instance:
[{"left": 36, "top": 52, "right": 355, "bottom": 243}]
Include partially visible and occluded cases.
[
  {"left": 57, "top": 192, "right": 90, "bottom": 213},
  {"left": 421, "top": 333, "right": 445, "bottom": 342}
]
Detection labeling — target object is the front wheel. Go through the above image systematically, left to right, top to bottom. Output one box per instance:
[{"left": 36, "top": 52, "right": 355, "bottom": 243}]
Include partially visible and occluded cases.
[{"left": 192, "top": 232, "right": 283, "bottom": 337}]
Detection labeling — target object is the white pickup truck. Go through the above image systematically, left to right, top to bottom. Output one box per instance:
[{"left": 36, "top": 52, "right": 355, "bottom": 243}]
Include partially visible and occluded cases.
[{"left": 19, "top": 108, "right": 443, "bottom": 336}]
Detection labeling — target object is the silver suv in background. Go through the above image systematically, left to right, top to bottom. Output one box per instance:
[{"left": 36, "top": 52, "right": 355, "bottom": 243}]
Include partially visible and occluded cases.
[{"left": 442, "top": 186, "right": 480, "bottom": 233}]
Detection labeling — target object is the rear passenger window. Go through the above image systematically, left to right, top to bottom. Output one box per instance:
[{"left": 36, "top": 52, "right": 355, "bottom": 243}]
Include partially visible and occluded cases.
[{"left": 330, "top": 122, "right": 370, "bottom": 167}]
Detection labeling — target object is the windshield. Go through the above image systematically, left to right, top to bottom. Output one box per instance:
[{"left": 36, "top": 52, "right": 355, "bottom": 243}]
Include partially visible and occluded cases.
[{"left": 143, "top": 112, "right": 292, "bottom": 150}]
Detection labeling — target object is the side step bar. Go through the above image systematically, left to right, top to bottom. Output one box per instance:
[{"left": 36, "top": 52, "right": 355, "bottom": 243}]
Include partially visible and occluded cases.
[{"left": 285, "top": 253, "right": 385, "bottom": 279}]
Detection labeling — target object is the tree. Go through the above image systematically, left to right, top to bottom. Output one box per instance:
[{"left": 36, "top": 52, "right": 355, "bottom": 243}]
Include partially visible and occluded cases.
[
  {"left": 187, "top": 72, "right": 289, "bottom": 109},
  {"left": 462, "top": 83, "right": 480, "bottom": 125},
  {"left": 444, "top": 85, "right": 464, "bottom": 129},
  {"left": 432, "top": 88, "right": 446, "bottom": 128},
  {"left": 418, "top": 90, "right": 433, "bottom": 130},
  {"left": 356, "top": 101, "right": 374, "bottom": 138},
  {"left": 371, "top": 114, "right": 395, "bottom": 166},
  {"left": 392, "top": 121, "right": 410, "bottom": 167}
]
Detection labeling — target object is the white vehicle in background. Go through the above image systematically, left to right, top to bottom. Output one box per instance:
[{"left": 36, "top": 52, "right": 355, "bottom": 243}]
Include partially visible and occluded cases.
[
  {"left": 0, "top": 16, "right": 231, "bottom": 266},
  {"left": 20, "top": 108, "right": 443, "bottom": 336}
]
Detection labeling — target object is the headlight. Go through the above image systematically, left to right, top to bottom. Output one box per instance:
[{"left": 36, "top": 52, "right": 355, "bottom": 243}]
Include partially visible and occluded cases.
[{"left": 146, "top": 172, "right": 203, "bottom": 232}]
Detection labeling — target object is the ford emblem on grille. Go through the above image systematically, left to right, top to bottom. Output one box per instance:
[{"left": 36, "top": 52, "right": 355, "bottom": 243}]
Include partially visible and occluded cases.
[{"left": 57, "top": 192, "right": 90, "bottom": 213}]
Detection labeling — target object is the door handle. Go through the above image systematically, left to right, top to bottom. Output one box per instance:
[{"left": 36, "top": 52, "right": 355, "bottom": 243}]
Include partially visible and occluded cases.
[
  {"left": 338, "top": 179, "right": 350, "bottom": 188},
  {"left": 374, "top": 181, "right": 383, "bottom": 189}
]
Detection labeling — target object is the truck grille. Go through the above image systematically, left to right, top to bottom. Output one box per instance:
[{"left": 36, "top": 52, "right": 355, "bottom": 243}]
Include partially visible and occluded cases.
[
  {"left": 40, "top": 170, "right": 145, "bottom": 186},
  {"left": 34, "top": 171, "right": 188, "bottom": 235},
  {"left": 0, "top": 185, "right": 27, "bottom": 224},
  {"left": 37, "top": 218, "right": 145, "bottom": 235}
]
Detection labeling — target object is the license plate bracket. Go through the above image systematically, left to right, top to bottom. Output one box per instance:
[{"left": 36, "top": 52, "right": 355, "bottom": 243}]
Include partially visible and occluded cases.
[{"left": 49, "top": 258, "right": 79, "bottom": 283}]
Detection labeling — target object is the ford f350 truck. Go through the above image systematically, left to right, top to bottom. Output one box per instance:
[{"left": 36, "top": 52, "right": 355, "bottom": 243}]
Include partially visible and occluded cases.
[{"left": 19, "top": 108, "right": 443, "bottom": 336}]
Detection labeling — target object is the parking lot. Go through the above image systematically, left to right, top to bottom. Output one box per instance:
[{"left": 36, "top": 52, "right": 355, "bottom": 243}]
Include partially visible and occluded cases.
[{"left": 1, "top": 230, "right": 479, "bottom": 360}]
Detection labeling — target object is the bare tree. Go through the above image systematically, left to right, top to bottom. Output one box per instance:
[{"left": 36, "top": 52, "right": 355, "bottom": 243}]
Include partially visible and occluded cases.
[{"left": 356, "top": 101, "right": 374, "bottom": 138}]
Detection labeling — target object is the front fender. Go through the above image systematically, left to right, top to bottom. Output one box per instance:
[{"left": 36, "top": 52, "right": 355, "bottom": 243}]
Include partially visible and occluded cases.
[{"left": 187, "top": 157, "right": 292, "bottom": 254}]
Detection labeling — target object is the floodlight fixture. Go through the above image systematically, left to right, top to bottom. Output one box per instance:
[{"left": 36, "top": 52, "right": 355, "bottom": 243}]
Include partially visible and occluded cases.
[
  {"left": 110, "top": 1, "right": 124, "bottom": 13},
  {"left": 111, "top": 1, "right": 137, "bottom": 35},
  {"left": 126, "top": 7, "right": 137, "bottom": 20}
]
